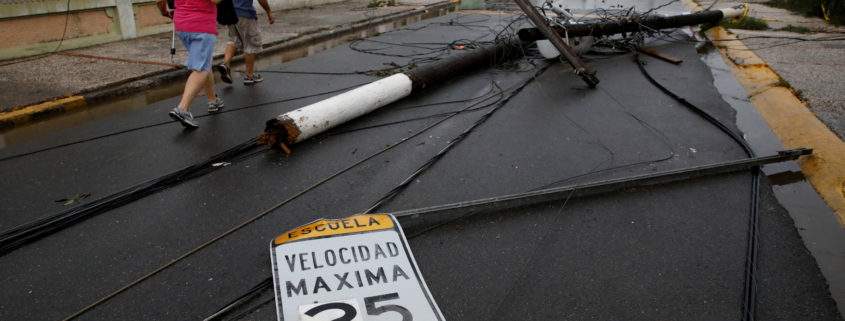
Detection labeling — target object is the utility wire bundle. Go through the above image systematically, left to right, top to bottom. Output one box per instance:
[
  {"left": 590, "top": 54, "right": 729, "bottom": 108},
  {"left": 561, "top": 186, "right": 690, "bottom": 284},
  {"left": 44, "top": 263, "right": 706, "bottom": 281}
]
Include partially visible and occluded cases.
[{"left": 0, "top": 139, "right": 262, "bottom": 255}]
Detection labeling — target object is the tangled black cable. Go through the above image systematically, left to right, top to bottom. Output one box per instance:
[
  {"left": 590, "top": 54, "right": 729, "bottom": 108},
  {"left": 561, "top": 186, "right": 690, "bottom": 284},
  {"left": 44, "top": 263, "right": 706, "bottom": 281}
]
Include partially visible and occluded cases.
[
  {"left": 566, "top": 7, "right": 763, "bottom": 316},
  {"left": 8, "top": 8, "right": 769, "bottom": 321},
  {"left": 531, "top": 8, "right": 763, "bottom": 318},
  {"left": 213, "top": 11, "right": 765, "bottom": 321},
  {"left": 0, "top": 12, "right": 539, "bottom": 261},
  {"left": 10, "top": 12, "right": 542, "bottom": 320},
  {"left": 0, "top": 14, "right": 522, "bottom": 164},
  {"left": 60, "top": 14, "right": 680, "bottom": 320},
  {"left": 633, "top": 22, "right": 845, "bottom": 51},
  {"left": 197, "top": 26, "right": 762, "bottom": 321},
  {"left": 714, "top": 34, "right": 845, "bottom": 51},
  {"left": 634, "top": 52, "right": 760, "bottom": 321},
  {"left": 201, "top": 54, "right": 689, "bottom": 320},
  {"left": 200, "top": 65, "right": 547, "bottom": 321},
  {"left": 363, "top": 65, "right": 549, "bottom": 213},
  {"left": 59, "top": 73, "right": 515, "bottom": 321},
  {"left": 0, "top": 79, "right": 520, "bottom": 259},
  {"left": 0, "top": 138, "right": 263, "bottom": 255}
]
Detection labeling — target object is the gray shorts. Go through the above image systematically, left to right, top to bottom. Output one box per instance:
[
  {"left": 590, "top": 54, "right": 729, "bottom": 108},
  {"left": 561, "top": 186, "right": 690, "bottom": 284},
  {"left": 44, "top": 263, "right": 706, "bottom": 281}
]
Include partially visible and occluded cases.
[{"left": 227, "top": 18, "right": 262, "bottom": 54}]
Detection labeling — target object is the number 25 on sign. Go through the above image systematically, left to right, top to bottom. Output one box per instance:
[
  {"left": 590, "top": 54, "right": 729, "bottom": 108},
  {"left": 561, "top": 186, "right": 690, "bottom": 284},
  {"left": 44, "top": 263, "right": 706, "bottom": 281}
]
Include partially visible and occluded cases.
[
  {"left": 270, "top": 214, "right": 446, "bottom": 321},
  {"left": 299, "top": 293, "right": 412, "bottom": 321}
]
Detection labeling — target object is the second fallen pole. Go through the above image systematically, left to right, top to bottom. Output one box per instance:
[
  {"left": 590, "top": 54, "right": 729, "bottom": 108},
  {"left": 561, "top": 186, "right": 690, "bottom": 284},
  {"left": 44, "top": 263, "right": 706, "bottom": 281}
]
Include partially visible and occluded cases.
[{"left": 517, "top": 5, "right": 747, "bottom": 41}]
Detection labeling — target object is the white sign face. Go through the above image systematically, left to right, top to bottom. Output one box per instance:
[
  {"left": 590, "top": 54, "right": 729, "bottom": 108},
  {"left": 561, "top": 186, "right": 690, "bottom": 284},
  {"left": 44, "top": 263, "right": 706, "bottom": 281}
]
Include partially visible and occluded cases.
[{"left": 271, "top": 214, "right": 445, "bottom": 321}]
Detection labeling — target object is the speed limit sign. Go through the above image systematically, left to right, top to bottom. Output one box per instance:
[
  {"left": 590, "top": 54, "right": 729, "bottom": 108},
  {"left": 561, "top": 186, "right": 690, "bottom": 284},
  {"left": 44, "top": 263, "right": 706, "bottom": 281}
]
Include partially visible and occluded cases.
[{"left": 270, "top": 214, "right": 446, "bottom": 321}]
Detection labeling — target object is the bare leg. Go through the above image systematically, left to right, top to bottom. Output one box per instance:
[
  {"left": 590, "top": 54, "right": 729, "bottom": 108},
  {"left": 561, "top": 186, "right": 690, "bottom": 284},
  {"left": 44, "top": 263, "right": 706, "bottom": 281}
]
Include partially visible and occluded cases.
[
  {"left": 223, "top": 42, "right": 236, "bottom": 67},
  {"left": 245, "top": 53, "right": 256, "bottom": 78},
  {"left": 177, "top": 70, "right": 211, "bottom": 112},
  {"left": 204, "top": 73, "right": 216, "bottom": 101}
]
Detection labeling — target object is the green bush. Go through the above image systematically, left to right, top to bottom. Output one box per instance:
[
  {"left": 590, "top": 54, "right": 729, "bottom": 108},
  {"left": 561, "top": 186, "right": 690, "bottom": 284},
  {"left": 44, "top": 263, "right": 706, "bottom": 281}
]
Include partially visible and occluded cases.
[
  {"left": 367, "top": 0, "right": 396, "bottom": 7},
  {"left": 767, "top": 0, "right": 845, "bottom": 25},
  {"left": 721, "top": 16, "right": 770, "bottom": 30},
  {"left": 777, "top": 24, "right": 814, "bottom": 33}
]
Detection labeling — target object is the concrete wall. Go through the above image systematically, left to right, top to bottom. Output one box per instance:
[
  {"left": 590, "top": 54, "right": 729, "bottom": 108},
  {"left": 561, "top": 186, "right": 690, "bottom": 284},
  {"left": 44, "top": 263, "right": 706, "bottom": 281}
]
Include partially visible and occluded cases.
[{"left": 0, "top": 0, "right": 345, "bottom": 60}]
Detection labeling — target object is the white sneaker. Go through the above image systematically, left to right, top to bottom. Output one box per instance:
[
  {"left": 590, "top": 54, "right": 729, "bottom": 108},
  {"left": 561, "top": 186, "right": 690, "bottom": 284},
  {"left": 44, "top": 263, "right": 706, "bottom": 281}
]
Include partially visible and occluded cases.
[{"left": 207, "top": 96, "right": 225, "bottom": 113}]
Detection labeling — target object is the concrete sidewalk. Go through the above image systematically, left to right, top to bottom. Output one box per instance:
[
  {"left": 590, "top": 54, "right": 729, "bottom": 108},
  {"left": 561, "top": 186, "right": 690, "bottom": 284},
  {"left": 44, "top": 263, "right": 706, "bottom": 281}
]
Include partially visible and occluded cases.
[
  {"left": 0, "top": 0, "right": 454, "bottom": 121},
  {"left": 699, "top": 0, "right": 845, "bottom": 139}
]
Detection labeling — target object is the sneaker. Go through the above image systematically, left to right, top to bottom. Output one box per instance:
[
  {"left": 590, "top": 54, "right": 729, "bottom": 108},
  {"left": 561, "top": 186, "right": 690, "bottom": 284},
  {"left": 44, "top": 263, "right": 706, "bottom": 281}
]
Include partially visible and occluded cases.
[
  {"left": 214, "top": 64, "right": 233, "bottom": 84},
  {"left": 243, "top": 73, "right": 263, "bottom": 85},
  {"left": 207, "top": 96, "right": 225, "bottom": 113},
  {"left": 169, "top": 108, "right": 199, "bottom": 129}
]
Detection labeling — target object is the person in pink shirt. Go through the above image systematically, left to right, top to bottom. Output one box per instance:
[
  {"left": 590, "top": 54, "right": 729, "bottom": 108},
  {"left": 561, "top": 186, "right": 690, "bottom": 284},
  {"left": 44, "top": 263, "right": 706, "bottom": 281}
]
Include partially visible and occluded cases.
[{"left": 157, "top": 0, "right": 224, "bottom": 129}]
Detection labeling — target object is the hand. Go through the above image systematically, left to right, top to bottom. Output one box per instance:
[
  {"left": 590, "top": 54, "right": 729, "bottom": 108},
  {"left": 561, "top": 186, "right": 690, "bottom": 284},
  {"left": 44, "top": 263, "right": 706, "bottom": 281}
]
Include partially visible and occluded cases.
[
  {"left": 156, "top": 0, "right": 173, "bottom": 18},
  {"left": 267, "top": 14, "right": 275, "bottom": 24}
]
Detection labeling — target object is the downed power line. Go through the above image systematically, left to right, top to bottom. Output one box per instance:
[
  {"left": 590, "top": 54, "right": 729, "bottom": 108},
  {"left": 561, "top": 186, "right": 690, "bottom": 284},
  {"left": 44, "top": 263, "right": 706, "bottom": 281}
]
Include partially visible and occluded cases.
[
  {"left": 260, "top": 5, "right": 748, "bottom": 153},
  {"left": 517, "top": 5, "right": 747, "bottom": 41}
]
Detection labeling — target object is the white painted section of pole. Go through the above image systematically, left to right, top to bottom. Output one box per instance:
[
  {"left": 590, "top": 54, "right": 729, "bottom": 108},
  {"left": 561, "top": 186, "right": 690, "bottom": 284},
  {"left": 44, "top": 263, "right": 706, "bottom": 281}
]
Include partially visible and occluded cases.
[
  {"left": 719, "top": 4, "right": 748, "bottom": 18},
  {"left": 537, "top": 36, "right": 594, "bottom": 59},
  {"left": 537, "top": 40, "right": 560, "bottom": 59},
  {"left": 280, "top": 73, "right": 413, "bottom": 143}
]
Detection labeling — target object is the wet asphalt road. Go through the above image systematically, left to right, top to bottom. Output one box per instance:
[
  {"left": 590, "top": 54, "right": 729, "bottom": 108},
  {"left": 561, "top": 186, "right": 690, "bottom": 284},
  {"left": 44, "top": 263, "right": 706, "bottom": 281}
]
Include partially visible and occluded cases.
[{"left": 0, "top": 12, "right": 841, "bottom": 321}]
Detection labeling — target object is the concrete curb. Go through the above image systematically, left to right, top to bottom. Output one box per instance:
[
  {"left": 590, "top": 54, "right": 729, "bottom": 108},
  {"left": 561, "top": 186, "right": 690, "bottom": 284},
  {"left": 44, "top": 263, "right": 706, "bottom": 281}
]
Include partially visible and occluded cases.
[
  {"left": 684, "top": 0, "right": 845, "bottom": 225},
  {"left": 0, "top": 1, "right": 456, "bottom": 130},
  {"left": 0, "top": 96, "right": 86, "bottom": 130}
]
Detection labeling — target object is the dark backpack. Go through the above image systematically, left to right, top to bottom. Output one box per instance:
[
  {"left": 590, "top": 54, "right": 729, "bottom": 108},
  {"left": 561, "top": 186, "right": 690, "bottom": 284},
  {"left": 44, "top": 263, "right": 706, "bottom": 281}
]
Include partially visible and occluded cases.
[{"left": 217, "top": 0, "right": 239, "bottom": 26}]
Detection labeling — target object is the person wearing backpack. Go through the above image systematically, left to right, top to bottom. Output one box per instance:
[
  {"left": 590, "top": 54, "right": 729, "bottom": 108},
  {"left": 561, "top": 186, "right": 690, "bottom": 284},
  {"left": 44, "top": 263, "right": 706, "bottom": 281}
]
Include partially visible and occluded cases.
[
  {"left": 157, "top": 0, "right": 225, "bottom": 128},
  {"left": 214, "top": 0, "right": 275, "bottom": 85}
]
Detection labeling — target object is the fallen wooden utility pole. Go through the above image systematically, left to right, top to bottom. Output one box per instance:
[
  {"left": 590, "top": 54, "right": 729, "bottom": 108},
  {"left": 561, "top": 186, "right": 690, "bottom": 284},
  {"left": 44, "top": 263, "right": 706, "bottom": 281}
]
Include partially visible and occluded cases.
[
  {"left": 517, "top": 5, "right": 747, "bottom": 41},
  {"left": 260, "top": 6, "right": 748, "bottom": 152},
  {"left": 261, "top": 41, "right": 524, "bottom": 150}
]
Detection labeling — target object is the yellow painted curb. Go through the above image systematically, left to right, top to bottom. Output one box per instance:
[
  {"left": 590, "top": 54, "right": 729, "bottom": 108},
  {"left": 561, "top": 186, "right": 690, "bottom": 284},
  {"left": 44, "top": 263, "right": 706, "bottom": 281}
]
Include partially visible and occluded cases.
[
  {"left": 683, "top": 0, "right": 845, "bottom": 224},
  {"left": 0, "top": 96, "right": 87, "bottom": 129}
]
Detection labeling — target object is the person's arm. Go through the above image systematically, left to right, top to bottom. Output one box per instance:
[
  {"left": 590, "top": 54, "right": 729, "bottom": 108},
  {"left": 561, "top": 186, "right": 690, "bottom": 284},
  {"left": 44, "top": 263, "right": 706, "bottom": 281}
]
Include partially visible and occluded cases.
[
  {"left": 156, "top": 0, "right": 172, "bottom": 18},
  {"left": 257, "top": 0, "right": 274, "bottom": 24}
]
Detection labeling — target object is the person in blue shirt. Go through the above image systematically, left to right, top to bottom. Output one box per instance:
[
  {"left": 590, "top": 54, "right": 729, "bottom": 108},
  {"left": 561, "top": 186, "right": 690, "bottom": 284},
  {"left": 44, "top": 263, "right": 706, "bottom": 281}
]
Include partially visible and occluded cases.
[{"left": 214, "top": 0, "right": 274, "bottom": 85}]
